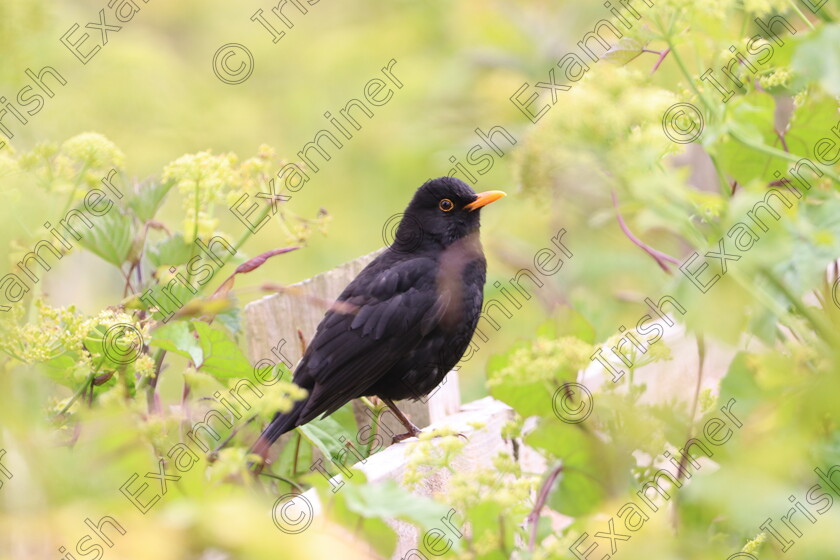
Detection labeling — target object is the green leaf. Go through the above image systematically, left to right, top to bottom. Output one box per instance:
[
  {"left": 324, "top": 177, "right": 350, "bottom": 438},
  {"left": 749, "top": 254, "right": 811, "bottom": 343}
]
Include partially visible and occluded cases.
[
  {"left": 792, "top": 23, "right": 840, "bottom": 96},
  {"left": 602, "top": 37, "right": 646, "bottom": 65},
  {"left": 786, "top": 92, "right": 840, "bottom": 160},
  {"left": 708, "top": 93, "right": 785, "bottom": 185},
  {"left": 128, "top": 178, "right": 176, "bottom": 222},
  {"left": 77, "top": 208, "right": 134, "bottom": 267},
  {"left": 146, "top": 233, "right": 195, "bottom": 269},
  {"left": 214, "top": 303, "right": 242, "bottom": 336},
  {"left": 192, "top": 320, "right": 252, "bottom": 379},
  {"left": 150, "top": 321, "right": 203, "bottom": 366},
  {"left": 83, "top": 324, "right": 139, "bottom": 372},
  {"left": 487, "top": 341, "right": 571, "bottom": 418},
  {"left": 719, "top": 352, "right": 763, "bottom": 417},
  {"left": 39, "top": 354, "right": 83, "bottom": 388},
  {"left": 299, "top": 415, "right": 348, "bottom": 462},
  {"left": 527, "top": 421, "right": 608, "bottom": 517},
  {"left": 342, "top": 478, "right": 452, "bottom": 533}
]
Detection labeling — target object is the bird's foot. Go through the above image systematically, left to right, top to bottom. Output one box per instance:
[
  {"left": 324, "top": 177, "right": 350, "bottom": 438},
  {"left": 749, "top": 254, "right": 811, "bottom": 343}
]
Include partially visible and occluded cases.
[{"left": 392, "top": 425, "right": 422, "bottom": 444}]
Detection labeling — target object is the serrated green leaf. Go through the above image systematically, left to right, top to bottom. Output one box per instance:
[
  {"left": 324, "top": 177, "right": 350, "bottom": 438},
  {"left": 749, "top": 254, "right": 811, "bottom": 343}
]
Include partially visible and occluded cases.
[
  {"left": 128, "top": 178, "right": 176, "bottom": 222},
  {"left": 77, "top": 208, "right": 134, "bottom": 267},
  {"left": 146, "top": 233, "right": 195, "bottom": 269},
  {"left": 150, "top": 320, "right": 203, "bottom": 366},
  {"left": 192, "top": 320, "right": 252, "bottom": 379},
  {"left": 299, "top": 414, "right": 347, "bottom": 462},
  {"left": 527, "top": 420, "right": 611, "bottom": 517}
]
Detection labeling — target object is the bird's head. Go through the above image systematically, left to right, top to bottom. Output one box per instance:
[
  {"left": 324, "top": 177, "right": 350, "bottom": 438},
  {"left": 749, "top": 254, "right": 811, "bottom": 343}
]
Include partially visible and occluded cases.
[{"left": 392, "top": 177, "right": 506, "bottom": 251}]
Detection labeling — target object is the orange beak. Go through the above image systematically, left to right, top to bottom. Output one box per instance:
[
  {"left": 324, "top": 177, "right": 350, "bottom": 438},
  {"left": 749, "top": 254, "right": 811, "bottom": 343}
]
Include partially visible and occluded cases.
[{"left": 464, "top": 190, "right": 507, "bottom": 212}]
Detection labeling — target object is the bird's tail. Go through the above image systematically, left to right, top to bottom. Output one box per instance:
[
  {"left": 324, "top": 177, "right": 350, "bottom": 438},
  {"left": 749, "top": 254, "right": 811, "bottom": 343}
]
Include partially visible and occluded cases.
[{"left": 250, "top": 397, "right": 307, "bottom": 465}]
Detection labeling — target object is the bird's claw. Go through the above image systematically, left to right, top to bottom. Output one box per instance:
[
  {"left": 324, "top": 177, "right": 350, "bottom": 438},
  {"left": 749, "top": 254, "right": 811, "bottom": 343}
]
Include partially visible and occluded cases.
[{"left": 392, "top": 426, "right": 422, "bottom": 443}]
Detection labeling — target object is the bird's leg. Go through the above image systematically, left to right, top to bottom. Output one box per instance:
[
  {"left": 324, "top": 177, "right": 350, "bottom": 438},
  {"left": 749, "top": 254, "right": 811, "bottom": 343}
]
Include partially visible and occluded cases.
[{"left": 380, "top": 397, "right": 422, "bottom": 443}]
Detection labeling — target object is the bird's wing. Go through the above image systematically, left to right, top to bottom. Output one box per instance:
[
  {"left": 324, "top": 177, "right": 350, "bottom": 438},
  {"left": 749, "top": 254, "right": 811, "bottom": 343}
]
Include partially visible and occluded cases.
[{"left": 292, "top": 254, "right": 448, "bottom": 425}]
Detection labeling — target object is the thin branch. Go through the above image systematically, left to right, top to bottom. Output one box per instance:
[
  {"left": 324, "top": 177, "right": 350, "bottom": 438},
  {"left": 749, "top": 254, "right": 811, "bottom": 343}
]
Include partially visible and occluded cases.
[
  {"left": 649, "top": 48, "right": 671, "bottom": 74},
  {"left": 775, "top": 130, "right": 789, "bottom": 153},
  {"left": 612, "top": 191, "right": 680, "bottom": 274},
  {"left": 121, "top": 265, "right": 136, "bottom": 297},
  {"left": 671, "top": 334, "right": 706, "bottom": 532},
  {"left": 676, "top": 334, "right": 705, "bottom": 482},
  {"left": 147, "top": 349, "right": 167, "bottom": 414},
  {"left": 53, "top": 373, "right": 95, "bottom": 419},
  {"left": 211, "top": 415, "right": 257, "bottom": 456},
  {"left": 293, "top": 432, "right": 302, "bottom": 476},
  {"left": 527, "top": 464, "right": 563, "bottom": 551},
  {"left": 258, "top": 471, "right": 306, "bottom": 493}
]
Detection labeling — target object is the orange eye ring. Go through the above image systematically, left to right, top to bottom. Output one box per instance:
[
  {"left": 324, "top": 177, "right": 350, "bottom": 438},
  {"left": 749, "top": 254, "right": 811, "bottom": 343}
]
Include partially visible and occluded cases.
[{"left": 439, "top": 198, "right": 454, "bottom": 212}]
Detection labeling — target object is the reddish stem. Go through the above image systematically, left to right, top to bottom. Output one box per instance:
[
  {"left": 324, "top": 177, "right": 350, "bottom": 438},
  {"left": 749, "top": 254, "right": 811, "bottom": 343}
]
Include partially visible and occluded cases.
[
  {"left": 648, "top": 48, "right": 671, "bottom": 74},
  {"left": 776, "top": 130, "right": 789, "bottom": 153},
  {"left": 612, "top": 191, "right": 680, "bottom": 274},
  {"left": 527, "top": 465, "right": 563, "bottom": 551}
]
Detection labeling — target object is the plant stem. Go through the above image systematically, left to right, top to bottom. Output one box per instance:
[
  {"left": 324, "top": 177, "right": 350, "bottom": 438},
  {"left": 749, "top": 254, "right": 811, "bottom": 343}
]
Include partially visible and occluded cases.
[
  {"left": 789, "top": 0, "right": 816, "bottom": 29},
  {"left": 731, "top": 130, "right": 840, "bottom": 183},
  {"left": 612, "top": 191, "right": 680, "bottom": 273},
  {"left": 761, "top": 268, "right": 833, "bottom": 342},
  {"left": 54, "top": 373, "right": 95, "bottom": 418},
  {"left": 211, "top": 415, "right": 257, "bottom": 455},
  {"left": 527, "top": 464, "right": 563, "bottom": 551},
  {"left": 258, "top": 471, "right": 306, "bottom": 493}
]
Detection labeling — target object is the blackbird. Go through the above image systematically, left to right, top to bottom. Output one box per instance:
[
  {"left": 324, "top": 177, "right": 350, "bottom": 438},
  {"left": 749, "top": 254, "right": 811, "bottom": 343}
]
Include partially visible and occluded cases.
[{"left": 252, "top": 177, "right": 505, "bottom": 458}]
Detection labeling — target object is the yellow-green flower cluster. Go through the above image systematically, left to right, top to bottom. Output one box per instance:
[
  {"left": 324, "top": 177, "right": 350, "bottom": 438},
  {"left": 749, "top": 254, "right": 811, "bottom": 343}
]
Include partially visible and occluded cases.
[
  {"left": 742, "top": 0, "right": 789, "bottom": 16},
  {"left": 758, "top": 67, "right": 792, "bottom": 90},
  {"left": 516, "top": 68, "right": 679, "bottom": 195},
  {"left": 61, "top": 132, "right": 125, "bottom": 171},
  {"left": 18, "top": 134, "right": 124, "bottom": 198},
  {"left": 224, "top": 143, "right": 280, "bottom": 207},
  {"left": 163, "top": 150, "right": 239, "bottom": 242},
  {"left": 687, "top": 189, "right": 725, "bottom": 221},
  {"left": 0, "top": 300, "right": 149, "bottom": 383},
  {"left": 0, "top": 300, "right": 92, "bottom": 364},
  {"left": 601, "top": 328, "right": 672, "bottom": 374},
  {"left": 488, "top": 337, "right": 594, "bottom": 389},
  {"left": 247, "top": 380, "right": 308, "bottom": 422},
  {"left": 135, "top": 410, "right": 184, "bottom": 452},
  {"left": 402, "top": 427, "right": 467, "bottom": 487},
  {"left": 206, "top": 447, "right": 252, "bottom": 484},
  {"left": 447, "top": 459, "right": 537, "bottom": 515},
  {"left": 741, "top": 532, "right": 767, "bottom": 553}
]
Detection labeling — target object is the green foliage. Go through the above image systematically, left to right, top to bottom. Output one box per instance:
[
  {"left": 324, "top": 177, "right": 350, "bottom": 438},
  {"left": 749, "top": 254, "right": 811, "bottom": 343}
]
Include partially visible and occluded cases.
[{"left": 1, "top": 0, "right": 838, "bottom": 558}]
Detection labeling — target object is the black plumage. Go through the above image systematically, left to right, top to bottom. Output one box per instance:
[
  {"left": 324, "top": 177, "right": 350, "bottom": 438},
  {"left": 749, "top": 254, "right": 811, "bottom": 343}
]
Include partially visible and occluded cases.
[{"left": 252, "top": 177, "right": 505, "bottom": 456}]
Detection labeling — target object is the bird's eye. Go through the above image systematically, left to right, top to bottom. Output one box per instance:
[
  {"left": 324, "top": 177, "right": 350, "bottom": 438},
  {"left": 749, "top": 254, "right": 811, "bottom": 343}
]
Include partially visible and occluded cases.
[{"left": 439, "top": 198, "right": 454, "bottom": 212}]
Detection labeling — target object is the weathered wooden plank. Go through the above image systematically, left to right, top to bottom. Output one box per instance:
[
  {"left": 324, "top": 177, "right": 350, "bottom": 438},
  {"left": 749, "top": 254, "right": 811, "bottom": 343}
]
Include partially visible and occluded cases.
[{"left": 299, "top": 397, "right": 516, "bottom": 559}]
